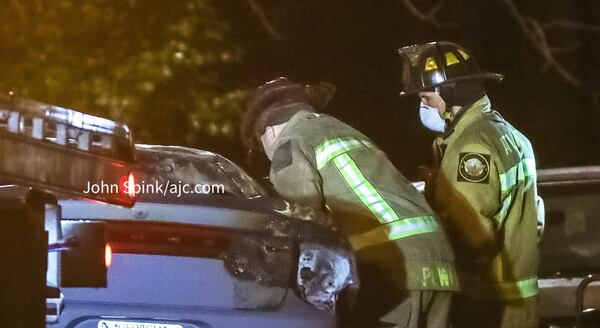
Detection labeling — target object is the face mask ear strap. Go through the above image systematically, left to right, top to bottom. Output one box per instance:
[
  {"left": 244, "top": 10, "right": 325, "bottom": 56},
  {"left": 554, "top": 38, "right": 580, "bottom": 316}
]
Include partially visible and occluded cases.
[
  {"left": 434, "top": 85, "right": 455, "bottom": 121},
  {"left": 442, "top": 110, "right": 454, "bottom": 121},
  {"left": 263, "top": 126, "right": 274, "bottom": 140}
]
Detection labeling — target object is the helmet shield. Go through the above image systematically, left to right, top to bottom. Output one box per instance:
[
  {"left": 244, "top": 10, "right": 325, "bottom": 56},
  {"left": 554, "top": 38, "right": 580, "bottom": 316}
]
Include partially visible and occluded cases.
[{"left": 398, "top": 41, "right": 503, "bottom": 96}]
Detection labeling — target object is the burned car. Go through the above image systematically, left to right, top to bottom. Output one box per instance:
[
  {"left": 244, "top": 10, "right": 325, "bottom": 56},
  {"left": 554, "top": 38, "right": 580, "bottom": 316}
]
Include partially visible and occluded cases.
[{"left": 47, "top": 144, "right": 357, "bottom": 328}]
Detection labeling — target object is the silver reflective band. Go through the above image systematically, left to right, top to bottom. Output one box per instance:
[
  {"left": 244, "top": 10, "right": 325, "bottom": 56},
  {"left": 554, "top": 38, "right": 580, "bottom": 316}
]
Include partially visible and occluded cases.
[
  {"left": 315, "top": 137, "right": 374, "bottom": 169},
  {"left": 316, "top": 138, "right": 438, "bottom": 249},
  {"left": 333, "top": 153, "right": 399, "bottom": 224},
  {"left": 496, "top": 157, "right": 536, "bottom": 223},
  {"left": 499, "top": 157, "right": 536, "bottom": 193},
  {"left": 496, "top": 192, "right": 512, "bottom": 224},
  {"left": 350, "top": 215, "right": 439, "bottom": 251},
  {"left": 462, "top": 276, "right": 539, "bottom": 300},
  {"left": 494, "top": 276, "right": 538, "bottom": 300}
]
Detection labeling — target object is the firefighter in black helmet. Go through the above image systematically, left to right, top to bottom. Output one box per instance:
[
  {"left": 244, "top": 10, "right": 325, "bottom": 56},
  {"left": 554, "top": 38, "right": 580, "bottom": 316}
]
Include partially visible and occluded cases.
[
  {"left": 397, "top": 41, "right": 544, "bottom": 328},
  {"left": 242, "top": 77, "right": 459, "bottom": 327}
]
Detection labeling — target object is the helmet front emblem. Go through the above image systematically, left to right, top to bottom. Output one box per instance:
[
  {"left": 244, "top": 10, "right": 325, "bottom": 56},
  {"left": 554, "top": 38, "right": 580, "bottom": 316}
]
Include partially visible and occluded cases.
[{"left": 424, "top": 57, "right": 439, "bottom": 71}]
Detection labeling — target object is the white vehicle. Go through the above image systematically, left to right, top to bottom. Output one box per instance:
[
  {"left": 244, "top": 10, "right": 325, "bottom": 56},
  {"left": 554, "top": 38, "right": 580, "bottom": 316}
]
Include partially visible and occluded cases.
[
  {"left": 0, "top": 94, "right": 136, "bottom": 327},
  {"left": 48, "top": 145, "right": 358, "bottom": 328}
]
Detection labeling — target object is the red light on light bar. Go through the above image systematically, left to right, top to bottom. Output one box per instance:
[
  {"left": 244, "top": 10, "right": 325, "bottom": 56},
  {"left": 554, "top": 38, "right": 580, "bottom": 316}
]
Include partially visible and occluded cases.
[
  {"left": 127, "top": 172, "right": 135, "bottom": 198},
  {"left": 105, "top": 243, "right": 112, "bottom": 268}
]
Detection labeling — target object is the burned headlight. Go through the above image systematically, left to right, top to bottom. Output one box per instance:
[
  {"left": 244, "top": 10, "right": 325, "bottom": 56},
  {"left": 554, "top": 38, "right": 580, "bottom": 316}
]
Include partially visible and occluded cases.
[{"left": 296, "top": 243, "right": 358, "bottom": 312}]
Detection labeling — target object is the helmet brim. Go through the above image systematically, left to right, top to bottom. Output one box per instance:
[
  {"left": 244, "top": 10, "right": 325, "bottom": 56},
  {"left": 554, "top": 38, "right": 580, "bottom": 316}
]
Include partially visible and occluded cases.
[
  {"left": 399, "top": 73, "right": 504, "bottom": 97},
  {"left": 241, "top": 81, "right": 336, "bottom": 150}
]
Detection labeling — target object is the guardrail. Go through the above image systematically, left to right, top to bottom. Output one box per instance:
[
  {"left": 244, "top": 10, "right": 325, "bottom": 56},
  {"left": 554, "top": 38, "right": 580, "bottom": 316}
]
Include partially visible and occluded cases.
[
  {"left": 411, "top": 166, "right": 600, "bottom": 190},
  {"left": 537, "top": 166, "right": 600, "bottom": 187}
]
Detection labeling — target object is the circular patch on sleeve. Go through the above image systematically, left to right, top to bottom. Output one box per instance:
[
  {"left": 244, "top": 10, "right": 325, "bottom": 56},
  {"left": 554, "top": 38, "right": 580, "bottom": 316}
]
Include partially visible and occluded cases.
[{"left": 458, "top": 152, "right": 490, "bottom": 183}]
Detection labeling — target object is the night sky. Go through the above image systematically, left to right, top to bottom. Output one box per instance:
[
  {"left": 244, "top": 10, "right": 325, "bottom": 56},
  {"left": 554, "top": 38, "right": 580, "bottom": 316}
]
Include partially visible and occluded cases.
[{"left": 212, "top": 0, "right": 600, "bottom": 179}]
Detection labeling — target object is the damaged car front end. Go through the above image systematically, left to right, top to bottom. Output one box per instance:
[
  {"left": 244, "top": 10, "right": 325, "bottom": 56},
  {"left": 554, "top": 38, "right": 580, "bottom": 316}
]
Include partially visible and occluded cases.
[
  {"left": 49, "top": 144, "right": 357, "bottom": 328},
  {"left": 222, "top": 201, "right": 358, "bottom": 313}
]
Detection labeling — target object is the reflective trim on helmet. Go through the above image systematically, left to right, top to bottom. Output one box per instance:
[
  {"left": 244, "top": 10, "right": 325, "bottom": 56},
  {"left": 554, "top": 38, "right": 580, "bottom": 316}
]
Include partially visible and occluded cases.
[
  {"left": 457, "top": 48, "right": 470, "bottom": 60},
  {"left": 445, "top": 52, "right": 460, "bottom": 66},
  {"left": 425, "top": 57, "right": 439, "bottom": 71},
  {"left": 315, "top": 137, "right": 374, "bottom": 170},
  {"left": 349, "top": 215, "right": 439, "bottom": 251}
]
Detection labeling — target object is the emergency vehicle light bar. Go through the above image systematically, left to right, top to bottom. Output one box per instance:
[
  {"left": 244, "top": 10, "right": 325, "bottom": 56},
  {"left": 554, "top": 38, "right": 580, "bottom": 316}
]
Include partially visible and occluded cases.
[
  {"left": 0, "top": 94, "right": 136, "bottom": 207},
  {"left": 0, "top": 95, "right": 133, "bottom": 161}
]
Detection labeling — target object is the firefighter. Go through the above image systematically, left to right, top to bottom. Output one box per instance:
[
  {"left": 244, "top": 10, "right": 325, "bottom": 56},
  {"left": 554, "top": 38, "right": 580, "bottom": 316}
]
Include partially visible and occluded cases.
[
  {"left": 397, "top": 41, "right": 544, "bottom": 328},
  {"left": 241, "top": 77, "right": 459, "bottom": 328}
]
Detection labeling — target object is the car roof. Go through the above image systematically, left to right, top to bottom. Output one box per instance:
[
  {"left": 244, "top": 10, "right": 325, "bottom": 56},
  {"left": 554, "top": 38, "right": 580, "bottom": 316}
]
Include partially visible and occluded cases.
[{"left": 132, "top": 144, "right": 267, "bottom": 200}]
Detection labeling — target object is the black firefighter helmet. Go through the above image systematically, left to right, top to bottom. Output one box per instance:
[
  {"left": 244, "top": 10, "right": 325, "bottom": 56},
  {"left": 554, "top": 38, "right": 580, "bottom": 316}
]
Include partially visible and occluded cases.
[
  {"left": 397, "top": 41, "right": 504, "bottom": 96},
  {"left": 241, "top": 77, "right": 336, "bottom": 151}
]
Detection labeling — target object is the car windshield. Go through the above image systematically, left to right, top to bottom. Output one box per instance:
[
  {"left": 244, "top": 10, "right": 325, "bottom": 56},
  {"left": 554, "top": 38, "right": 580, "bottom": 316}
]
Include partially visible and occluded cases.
[{"left": 134, "top": 145, "right": 267, "bottom": 201}]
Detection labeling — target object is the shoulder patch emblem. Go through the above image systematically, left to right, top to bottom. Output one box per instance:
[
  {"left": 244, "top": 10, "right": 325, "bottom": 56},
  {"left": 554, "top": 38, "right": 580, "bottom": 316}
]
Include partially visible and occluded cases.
[
  {"left": 272, "top": 140, "right": 293, "bottom": 172},
  {"left": 458, "top": 152, "right": 490, "bottom": 183}
]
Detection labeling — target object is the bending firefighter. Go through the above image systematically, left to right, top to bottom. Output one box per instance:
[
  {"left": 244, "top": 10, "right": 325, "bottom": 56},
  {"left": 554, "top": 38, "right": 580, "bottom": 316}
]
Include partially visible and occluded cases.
[
  {"left": 397, "top": 41, "right": 544, "bottom": 328},
  {"left": 241, "top": 77, "right": 459, "bottom": 328}
]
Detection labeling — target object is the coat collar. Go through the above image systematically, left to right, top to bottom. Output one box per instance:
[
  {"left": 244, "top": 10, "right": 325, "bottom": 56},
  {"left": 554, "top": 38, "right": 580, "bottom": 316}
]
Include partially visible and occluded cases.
[
  {"left": 442, "top": 95, "right": 491, "bottom": 139},
  {"left": 272, "top": 107, "right": 315, "bottom": 149}
]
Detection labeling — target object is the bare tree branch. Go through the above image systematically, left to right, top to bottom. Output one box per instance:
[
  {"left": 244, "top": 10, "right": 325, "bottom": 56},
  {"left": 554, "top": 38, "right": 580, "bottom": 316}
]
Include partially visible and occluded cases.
[
  {"left": 246, "top": 0, "right": 283, "bottom": 42},
  {"left": 399, "top": 0, "right": 596, "bottom": 102},
  {"left": 400, "top": 0, "right": 461, "bottom": 29},
  {"left": 427, "top": 0, "right": 446, "bottom": 17},
  {"left": 500, "top": 0, "right": 582, "bottom": 87},
  {"left": 523, "top": 18, "right": 554, "bottom": 71},
  {"left": 524, "top": 18, "right": 550, "bottom": 50},
  {"left": 543, "top": 21, "right": 600, "bottom": 36},
  {"left": 549, "top": 43, "right": 582, "bottom": 55}
]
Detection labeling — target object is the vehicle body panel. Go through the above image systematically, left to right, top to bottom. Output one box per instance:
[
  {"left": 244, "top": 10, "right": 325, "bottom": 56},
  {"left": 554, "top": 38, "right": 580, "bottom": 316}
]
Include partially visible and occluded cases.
[{"left": 48, "top": 144, "right": 355, "bottom": 328}]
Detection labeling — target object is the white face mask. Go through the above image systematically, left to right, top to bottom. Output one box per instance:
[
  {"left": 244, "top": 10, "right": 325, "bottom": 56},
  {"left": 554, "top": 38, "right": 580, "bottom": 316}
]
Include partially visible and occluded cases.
[
  {"left": 419, "top": 101, "right": 445, "bottom": 133},
  {"left": 260, "top": 122, "right": 288, "bottom": 161},
  {"left": 260, "top": 128, "right": 276, "bottom": 160}
]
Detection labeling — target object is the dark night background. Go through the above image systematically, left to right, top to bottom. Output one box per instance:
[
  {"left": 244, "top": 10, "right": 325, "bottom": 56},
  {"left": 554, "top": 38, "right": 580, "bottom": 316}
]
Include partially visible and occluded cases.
[
  {"left": 2, "top": 0, "right": 599, "bottom": 179},
  {"left": 214, "top": 0, "right": 600, "bottom": 178}
]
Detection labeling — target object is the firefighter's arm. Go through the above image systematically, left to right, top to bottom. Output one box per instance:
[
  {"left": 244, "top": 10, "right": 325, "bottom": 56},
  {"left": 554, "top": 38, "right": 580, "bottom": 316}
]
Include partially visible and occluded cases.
[
  {"left": 269, "top": 139, "right": 325, "bottom": 210},
  {"left": 433, "top": 143, "right": 501, "bottom": 256}
]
